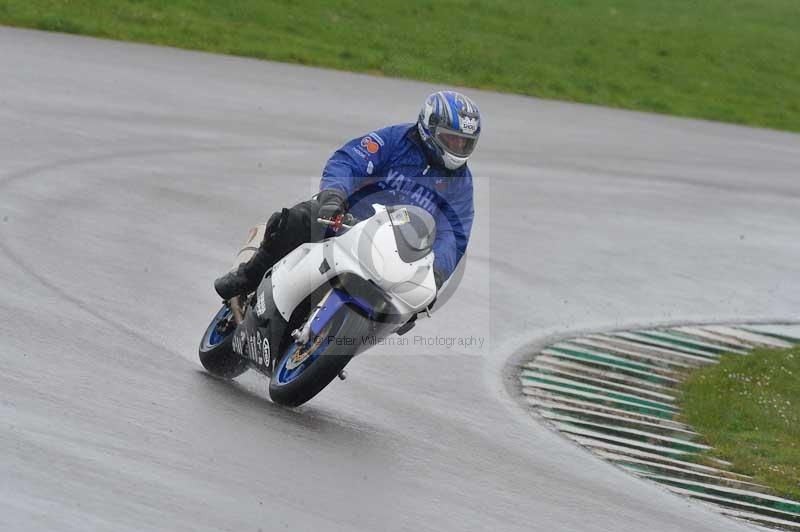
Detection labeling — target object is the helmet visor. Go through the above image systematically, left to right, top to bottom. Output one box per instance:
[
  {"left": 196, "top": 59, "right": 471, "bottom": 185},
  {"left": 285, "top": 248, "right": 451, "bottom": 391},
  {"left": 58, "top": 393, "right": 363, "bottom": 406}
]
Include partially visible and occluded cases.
[{"left": 435, "top": 128, "right": 478, "bottom": 158}]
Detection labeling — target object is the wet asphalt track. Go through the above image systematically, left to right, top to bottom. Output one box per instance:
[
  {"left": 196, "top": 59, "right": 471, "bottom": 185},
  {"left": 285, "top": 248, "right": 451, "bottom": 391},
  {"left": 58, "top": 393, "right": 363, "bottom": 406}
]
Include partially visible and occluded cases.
[{"left": 1, "top": 26, "right": 799, "bottom": 532}]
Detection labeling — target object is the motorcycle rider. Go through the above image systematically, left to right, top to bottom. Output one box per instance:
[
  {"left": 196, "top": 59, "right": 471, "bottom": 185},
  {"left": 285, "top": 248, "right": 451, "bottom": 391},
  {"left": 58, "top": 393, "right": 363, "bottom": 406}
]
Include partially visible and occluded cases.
[{"left": 214, "top": 90, "right": 480, "bottom": 301}]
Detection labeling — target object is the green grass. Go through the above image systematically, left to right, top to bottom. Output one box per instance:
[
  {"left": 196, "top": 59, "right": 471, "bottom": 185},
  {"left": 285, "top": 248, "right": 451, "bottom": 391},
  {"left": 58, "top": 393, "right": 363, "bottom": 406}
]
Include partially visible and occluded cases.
[
  {"left": 1, "top": 1, "right": 800, "bottom": 132},
  {"left": 680, "top": 346, "right": 800, "bottom": 500}
]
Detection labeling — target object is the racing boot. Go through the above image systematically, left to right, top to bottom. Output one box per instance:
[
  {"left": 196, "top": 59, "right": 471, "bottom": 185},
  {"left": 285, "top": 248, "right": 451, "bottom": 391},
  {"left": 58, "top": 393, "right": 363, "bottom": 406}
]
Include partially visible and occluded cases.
[
  {"left": 214, "top": 246, "right": 277, "bottom": 300},
  {"left": 214, "top": 263, "right": 253, "bottom": 300}
]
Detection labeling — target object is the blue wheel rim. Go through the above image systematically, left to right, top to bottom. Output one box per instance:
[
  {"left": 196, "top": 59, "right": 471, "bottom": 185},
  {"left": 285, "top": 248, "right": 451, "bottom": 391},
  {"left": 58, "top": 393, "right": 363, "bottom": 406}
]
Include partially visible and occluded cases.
[
  {"left": 204, "top": 306, "right": 233, "bottom": 348},
  {"left": 273, "top": 313, "right": 346, "bottom": 386},
  {"left": 274, "top": 336, "right": 331, "bottom": 385}
]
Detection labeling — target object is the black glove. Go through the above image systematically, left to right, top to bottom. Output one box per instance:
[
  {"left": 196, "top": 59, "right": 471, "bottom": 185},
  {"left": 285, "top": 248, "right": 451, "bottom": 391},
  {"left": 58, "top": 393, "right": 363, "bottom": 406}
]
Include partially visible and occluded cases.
[{"left": 317, "top": 189, "right": 347, "bottom": 220}]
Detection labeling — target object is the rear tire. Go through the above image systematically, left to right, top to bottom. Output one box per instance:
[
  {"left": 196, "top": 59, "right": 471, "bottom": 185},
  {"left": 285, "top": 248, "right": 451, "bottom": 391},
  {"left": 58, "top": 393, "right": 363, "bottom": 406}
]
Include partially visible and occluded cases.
[
  {"left": 199, "top": 305, "right": 249, "bottom": 379},
  {"left": 269, "top": 306, "right": 373, "bottom": 407}
]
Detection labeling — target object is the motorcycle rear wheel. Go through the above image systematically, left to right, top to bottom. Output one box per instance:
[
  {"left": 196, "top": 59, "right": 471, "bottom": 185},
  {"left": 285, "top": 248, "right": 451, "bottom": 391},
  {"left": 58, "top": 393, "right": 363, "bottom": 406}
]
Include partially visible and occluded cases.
[{"left": 198, "top": 305, "right": 250, "bottom": 379}]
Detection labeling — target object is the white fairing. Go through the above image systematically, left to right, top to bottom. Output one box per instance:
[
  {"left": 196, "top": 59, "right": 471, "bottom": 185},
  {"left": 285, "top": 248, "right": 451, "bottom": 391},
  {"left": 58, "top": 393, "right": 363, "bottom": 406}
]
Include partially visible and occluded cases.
[{"left": 271, "top": 204, "right": 437, "bottom": 321}]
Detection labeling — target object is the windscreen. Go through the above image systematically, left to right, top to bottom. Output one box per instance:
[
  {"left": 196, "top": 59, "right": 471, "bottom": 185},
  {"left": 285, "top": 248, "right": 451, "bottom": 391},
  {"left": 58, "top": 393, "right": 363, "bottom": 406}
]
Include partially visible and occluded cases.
[{"left": 388, "top": 205, "right": 436, "bottom": 263}]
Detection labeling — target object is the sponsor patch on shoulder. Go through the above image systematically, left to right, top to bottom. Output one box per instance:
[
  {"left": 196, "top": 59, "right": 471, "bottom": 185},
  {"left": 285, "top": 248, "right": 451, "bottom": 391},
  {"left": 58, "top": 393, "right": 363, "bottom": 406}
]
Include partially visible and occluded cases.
[
  {"left": 369, "top": 132, "right": 385, "bottom": 146},
  {"left": 360, "top": 136, "right": 380, "bottom": 154},
  {"left": 351, "top": 146, "right": 368, "bottom": 160}
]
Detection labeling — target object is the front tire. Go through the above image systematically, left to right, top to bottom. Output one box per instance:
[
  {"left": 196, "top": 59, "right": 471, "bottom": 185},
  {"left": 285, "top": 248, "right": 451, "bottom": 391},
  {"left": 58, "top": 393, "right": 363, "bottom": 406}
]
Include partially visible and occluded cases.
[
  {"left": 199, "top": 305, "right": 250, "bottom": 379},
  {"left": 269, "top": 306, "right": 373, "bottom": 407}
]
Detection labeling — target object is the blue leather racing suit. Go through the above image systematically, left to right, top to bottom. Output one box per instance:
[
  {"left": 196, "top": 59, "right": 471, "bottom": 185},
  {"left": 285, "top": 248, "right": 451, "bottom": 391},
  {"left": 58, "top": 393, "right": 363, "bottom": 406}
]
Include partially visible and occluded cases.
[
  {"left": 216, "top": 123, "right": 475, "bottom": 301},
  {"left": 321, "top": 123, "right": 474, "bottom": 281}
]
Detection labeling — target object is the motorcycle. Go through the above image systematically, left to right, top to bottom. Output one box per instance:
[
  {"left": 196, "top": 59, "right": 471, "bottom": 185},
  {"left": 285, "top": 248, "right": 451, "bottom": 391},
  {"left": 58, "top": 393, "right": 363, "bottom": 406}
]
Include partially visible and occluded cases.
[{"left": 198, "top": 204, "right": 438, "bottom": 406}]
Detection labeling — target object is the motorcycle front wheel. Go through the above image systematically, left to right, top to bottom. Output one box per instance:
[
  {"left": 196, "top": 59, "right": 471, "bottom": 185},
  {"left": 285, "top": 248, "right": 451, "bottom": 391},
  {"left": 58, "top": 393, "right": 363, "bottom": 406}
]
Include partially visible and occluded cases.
[{"left": 269, "top": 305, "right": 373, "bottom": 407}]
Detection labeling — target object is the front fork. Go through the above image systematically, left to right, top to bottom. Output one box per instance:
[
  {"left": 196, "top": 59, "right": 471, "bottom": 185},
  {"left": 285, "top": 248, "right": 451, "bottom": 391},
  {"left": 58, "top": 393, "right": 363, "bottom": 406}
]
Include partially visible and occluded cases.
[{"left": 290, "top": 288, "right": 333, "bottom": 345}]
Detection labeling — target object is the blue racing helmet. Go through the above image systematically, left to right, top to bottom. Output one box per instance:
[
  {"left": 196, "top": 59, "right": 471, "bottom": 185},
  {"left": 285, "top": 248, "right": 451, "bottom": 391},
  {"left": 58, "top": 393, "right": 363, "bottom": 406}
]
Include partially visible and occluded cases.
[{"left": 417, "top": 90, "right": 481, "bottom": 170}]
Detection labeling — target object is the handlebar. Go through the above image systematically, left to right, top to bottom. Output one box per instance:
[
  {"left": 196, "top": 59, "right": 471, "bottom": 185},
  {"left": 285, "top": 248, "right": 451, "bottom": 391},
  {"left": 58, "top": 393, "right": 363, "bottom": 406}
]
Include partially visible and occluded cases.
[{"left": 317, "top": 213, "right": 358, "bottom": 232}]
